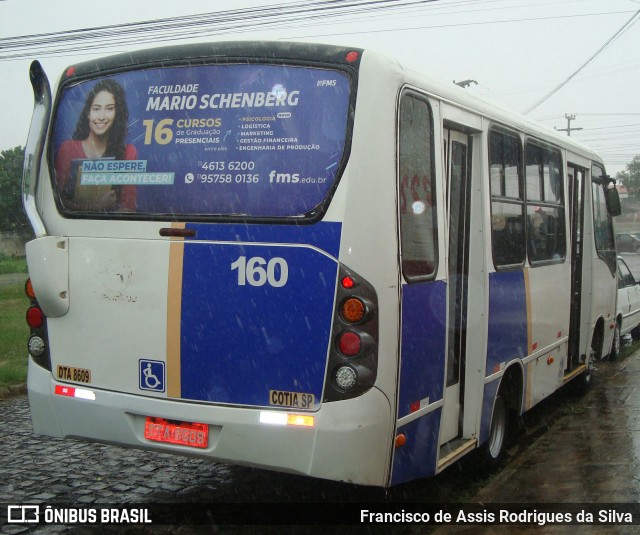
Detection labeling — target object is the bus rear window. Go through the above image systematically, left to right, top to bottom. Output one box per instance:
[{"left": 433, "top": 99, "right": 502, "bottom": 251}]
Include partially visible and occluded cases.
[{"left": 50, "top": 63, "right": 351, "bottom": 219}]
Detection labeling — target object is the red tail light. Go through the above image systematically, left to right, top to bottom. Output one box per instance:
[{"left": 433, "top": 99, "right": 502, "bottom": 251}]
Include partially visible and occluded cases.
[
  {"left": 345, "top": 51, "right": 360, "bottom": 63},
  {"left": 324, "top": 265, "right": 378, "bottom": 402},
  {"left": 341, "top": 275, "right": 355, "bottom": 289},
  {"left": 25, "top": 277, "right": 52, "bottom": 371},
  {"left": 26, "top": 306, "right": 44, "bottom": 328},
  {"left": 338, "top": 332, "right": 362, "bottom": 356}
]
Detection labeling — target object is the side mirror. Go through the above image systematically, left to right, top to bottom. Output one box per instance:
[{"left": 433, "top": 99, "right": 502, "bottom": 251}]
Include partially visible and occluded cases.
[{"left": 608, "top": 186, "right": 622, "bottom": 217}]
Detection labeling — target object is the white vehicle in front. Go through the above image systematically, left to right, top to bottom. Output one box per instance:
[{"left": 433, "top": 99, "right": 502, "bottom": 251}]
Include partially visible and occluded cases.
[{"left": 613, "top": 256, "right": 640, "bottom": 359}]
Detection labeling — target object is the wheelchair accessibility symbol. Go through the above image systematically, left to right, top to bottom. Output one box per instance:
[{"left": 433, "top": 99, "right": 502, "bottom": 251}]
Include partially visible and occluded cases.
[{"left": 139, "top": 359, "right": 165, "bottom": 392}]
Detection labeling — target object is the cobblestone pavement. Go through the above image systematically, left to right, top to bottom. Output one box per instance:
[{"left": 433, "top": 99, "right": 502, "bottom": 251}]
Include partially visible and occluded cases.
[
  {"left": 2, "top": 356, "right": 640, "bottom": 534},
  {"left": 0, "top": 395, "right": 391, "bottom": 534},
  {"left": 0, "top": 396, "right": 231, "bottom": 534}
]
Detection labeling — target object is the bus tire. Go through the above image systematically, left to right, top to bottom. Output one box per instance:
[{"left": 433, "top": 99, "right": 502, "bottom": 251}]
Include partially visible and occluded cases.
[
  {"left": 609, "top": 322, "right": 621, "bottom": 361},
  {"left": 484, "top": 391, "right": 508, "bottom": 464}
]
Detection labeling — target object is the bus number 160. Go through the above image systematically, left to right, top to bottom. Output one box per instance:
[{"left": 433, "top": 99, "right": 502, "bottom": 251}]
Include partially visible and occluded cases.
[{"left": 231, "top": 256, "right": 289, "bottom": 287}]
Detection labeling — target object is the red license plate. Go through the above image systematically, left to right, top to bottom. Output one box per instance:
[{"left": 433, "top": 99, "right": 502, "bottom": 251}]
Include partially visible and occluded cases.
[{"left": 144, "top": 417, "right": 208, "bottom": 449}]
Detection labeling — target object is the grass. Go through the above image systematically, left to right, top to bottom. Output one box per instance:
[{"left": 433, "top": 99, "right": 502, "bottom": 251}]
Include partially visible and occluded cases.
[
  {"left": 0, "top": 255, "right": 28, "bottom": 274},
  {"left": 0, "top": 282, "right": 29, "bottom": 387},
  {"left": 617, "top": 337, "right": 640, "bottom": 362}
]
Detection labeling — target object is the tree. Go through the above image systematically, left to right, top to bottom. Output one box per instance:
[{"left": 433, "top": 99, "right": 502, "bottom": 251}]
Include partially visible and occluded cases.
[
  {"left": 0, "top": 146, "right": 30, "bottom": 234},
  {"left": 617, "top": 155, "right": 640, "bottom": 199}
]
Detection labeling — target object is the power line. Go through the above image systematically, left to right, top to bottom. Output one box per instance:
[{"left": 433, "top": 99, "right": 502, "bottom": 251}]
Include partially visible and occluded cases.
[
  {"left": 0, "top": 0, "right": 438, "bottom": 61},
  {"left": 0, "top": 3, "right": 636, "bottom": 61},
  {"left": 522, "top": 7, "right": 640, "bottom": 114},
  {"left": 285, "top": 8, "right": 637, "bottom": 40},
  {"left": 574, "top": 113, "right": 640, "bottom": 117},
  {"left": 578, "top": 123, "right": 640, "bottom": 131}
]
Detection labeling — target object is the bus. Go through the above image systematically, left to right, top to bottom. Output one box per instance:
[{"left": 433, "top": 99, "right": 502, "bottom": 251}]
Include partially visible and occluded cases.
[{"left": 22, "top": 41, "right": 620, "bottom": 487}]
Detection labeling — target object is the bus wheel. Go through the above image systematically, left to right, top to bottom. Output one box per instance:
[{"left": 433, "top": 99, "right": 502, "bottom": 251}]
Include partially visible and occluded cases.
[
  {"left": 610, "top": 323, "right": 621, "bottom": 361},
  {"left": 485, "top": 392, "right": 507, "bottom": 463}
]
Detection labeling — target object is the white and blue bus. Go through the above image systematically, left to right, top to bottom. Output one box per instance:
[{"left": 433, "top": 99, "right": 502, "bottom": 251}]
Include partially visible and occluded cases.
[{"left": 23, "top": 41, "right": 619, "bottom": 487}]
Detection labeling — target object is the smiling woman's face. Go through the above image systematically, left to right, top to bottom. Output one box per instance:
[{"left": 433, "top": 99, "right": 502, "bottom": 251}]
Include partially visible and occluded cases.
[{"left": 88, "top": 90, "right": 116, "bottom": 137}]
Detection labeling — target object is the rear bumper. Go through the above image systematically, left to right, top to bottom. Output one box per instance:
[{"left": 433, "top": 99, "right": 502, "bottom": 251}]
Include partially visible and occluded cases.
[{"left": 28, "top": 359, "right": 393, "bottom": 486}]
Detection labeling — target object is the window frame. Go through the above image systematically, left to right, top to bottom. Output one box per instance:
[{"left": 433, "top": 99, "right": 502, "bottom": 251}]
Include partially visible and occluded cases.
[
  {"left": 397, "top": 89, "right": 438, "bottom": 283},
  {"left": 488, "top": 125, "right": 526, "bottom": 270},
  {"left": 488, "top": 127, "right": 569, "bottom": 270},
  {"left": 523, "top": 137, "right": 567, "bottom": 267}
]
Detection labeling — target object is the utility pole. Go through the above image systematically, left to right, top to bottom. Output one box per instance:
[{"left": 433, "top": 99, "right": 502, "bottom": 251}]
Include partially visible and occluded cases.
[{"left": 555, "top": 114, "right": 583, "bottom": 136}]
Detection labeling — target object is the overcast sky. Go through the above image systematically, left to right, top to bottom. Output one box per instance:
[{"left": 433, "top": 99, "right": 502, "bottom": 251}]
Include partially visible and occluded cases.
[{"left": 1, "top": 0, "right": 639, "bottom": 175}]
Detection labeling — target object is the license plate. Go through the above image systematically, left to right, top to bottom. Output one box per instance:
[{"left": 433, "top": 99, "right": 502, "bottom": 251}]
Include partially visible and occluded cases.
[
  {"left": 56, "top": 365, "right": 91, "bottom": 384},
  {"left": 144, "top": 417, "right": 208, "bottom": 449}
]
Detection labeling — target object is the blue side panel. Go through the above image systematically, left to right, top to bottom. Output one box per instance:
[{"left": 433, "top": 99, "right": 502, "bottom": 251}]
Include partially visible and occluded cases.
[
  {"left": 179, "top": 223, "right": 340, "bottom": 407},
  {"left": 486, "top": 271, "right": 528, "bottom": 376},
  {"left": 397, "top": 281, "right": 447, "bottom": 419},
  {"left": 479, "top": 378, "right": 501, "bottom": 445},
  {"left": 391, "top": 410, "right": 441, "bottom": 485}
]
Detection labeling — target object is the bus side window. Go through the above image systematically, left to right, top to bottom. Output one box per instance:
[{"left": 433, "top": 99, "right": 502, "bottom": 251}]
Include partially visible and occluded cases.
[
  {"left": 398, "top": 93, "right": 437, "bottom": 282},
  {"left": 489, "top": 128, "right": 525, "bottom": 268},
  {"left": 525, "top": 142, "right": 566, "bottom": 265},
  {"left": 592, "top": 163, "right": 616, "bottom": 275}
]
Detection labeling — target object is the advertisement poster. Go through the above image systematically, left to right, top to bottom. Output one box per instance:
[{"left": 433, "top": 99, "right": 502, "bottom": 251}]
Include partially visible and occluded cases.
[{"left": 51, "top": 63, "right": 351, "bottom": 217}]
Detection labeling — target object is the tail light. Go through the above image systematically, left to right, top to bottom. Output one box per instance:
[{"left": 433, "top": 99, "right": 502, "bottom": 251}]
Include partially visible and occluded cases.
[
  {"left": 323, "top": 265, "right": 378, "bottom": 402},
  {"left": 25, "top": 278, "right": 51, "bottom": 370},
  {"left": 25, "top": 278, "right": 36, "bottom": 299},
  {"left": 26, "top": 306, "right": 44, "bottom": 328},
  {"left": 338, "top": 331, "right": 362, "bottom": 356}
]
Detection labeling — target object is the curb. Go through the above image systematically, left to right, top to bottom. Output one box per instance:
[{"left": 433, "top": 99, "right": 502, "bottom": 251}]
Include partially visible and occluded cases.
[{"left": 0, "top": 383, "right": 27, "bottom": 400}]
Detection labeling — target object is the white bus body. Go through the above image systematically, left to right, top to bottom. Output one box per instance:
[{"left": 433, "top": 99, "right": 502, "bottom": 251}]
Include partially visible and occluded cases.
[{"left": 23, "top": 42, "right": 618, "bottom": 486}]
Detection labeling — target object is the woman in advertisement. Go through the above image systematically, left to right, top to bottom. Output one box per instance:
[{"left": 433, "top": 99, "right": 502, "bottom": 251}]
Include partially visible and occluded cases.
[{"left": 55, "top": 78, "right": 137, "bottom": 211}]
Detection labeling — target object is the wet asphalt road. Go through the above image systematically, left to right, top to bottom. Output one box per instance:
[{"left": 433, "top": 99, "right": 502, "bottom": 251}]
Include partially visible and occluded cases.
[{"left": 1, "top": 355, "right": 640, "bottom": 534}]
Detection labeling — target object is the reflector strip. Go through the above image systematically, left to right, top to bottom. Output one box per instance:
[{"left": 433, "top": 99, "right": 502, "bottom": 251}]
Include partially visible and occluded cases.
[
  {"left": 54, "top": 385, "right": 96, "bottom": 401},
  {"left": 409, "top": 397, "right": 430, "bottom": 414},
  {"left": 260, "top": 411, "right": 315, "bottom": 427},
  {"left": 287, "top": 414, "right": 314, "bottom": 427}
]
